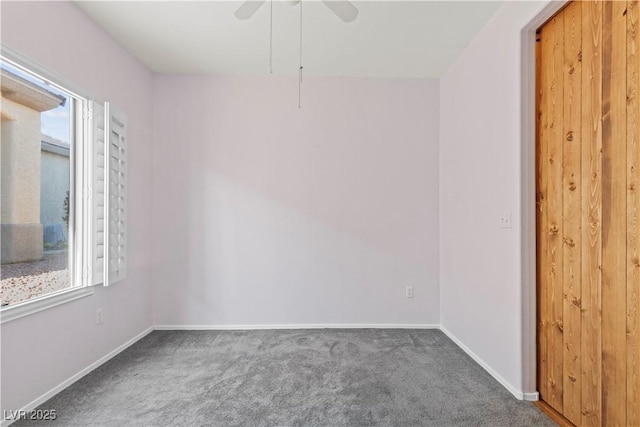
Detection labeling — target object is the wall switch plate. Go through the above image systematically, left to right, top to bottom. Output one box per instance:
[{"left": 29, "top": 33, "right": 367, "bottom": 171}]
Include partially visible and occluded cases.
[
  {"left": 498, "top": 211, "right": 512, "bottom": 229},
  {"left": 406, "top": 286, "right": 414, "bottom": 298},
  {"left": 96, "top": 308, "right": 103, "bottom": 325}
]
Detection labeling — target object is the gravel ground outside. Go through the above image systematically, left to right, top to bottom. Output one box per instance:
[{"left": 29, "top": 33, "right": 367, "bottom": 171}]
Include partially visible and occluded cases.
[{"left": 1, "top": 252, "right": 71, "bottom": 306}]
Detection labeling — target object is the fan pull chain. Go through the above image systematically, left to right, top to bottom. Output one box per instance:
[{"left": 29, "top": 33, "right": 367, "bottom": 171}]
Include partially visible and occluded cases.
[
  {"left": 269, "top": 0, "right": 273, "bottom": 74},
  {"left": 298, "top": 0, "right": 303, "bottom": 109}
]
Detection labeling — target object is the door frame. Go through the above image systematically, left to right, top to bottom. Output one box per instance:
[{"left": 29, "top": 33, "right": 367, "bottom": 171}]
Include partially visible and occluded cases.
[{"left": 520, "top": 0, "right": 569, "bottom": 399}]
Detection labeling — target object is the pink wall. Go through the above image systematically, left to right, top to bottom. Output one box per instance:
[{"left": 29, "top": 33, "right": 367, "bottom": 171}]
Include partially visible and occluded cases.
[
  {"left": 439, "top": 0, "right": 555, "bottom": 399},
  {"left": 1, "top": 1, "right": 154, "bottom": 413},
  {"left": 153, "top": 75, "right": 440, "bottom": 326}
]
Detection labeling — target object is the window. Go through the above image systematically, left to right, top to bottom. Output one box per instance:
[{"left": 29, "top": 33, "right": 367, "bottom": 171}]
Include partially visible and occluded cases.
[
  {"left": 0, "top": 47, "right": 127, "bottom": 322},
  {"left": 0, "top": 57, "right": 82, "bottom": 308}
]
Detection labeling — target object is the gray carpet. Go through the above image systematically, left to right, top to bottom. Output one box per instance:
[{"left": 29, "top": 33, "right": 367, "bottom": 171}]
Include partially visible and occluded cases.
[{"left": 15, "top": 329, "right": 554, "bottom": 426}]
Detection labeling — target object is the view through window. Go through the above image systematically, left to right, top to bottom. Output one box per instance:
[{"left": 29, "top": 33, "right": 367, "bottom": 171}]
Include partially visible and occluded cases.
[{"left": 0, "top": 59, "right": 77, "bottom": 307}]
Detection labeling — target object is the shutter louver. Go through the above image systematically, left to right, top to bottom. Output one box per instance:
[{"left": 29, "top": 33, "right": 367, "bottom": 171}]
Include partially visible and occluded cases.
[
  {"left": 91, "top": 102, "right": 106, "bottom": 285},
  {"left": 105, "top": 102, "right": 127, "bottom": 286}
]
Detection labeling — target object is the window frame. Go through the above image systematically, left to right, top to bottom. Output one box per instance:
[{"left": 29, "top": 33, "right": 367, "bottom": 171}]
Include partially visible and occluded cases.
[{"left": 0, "top": 45, "right": 94, "bottom": 323}]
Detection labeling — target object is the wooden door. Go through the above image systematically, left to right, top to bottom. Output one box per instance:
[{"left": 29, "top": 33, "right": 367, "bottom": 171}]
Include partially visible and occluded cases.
[{"left": 536, "top": 1, "right": 640, "bottom": 426}]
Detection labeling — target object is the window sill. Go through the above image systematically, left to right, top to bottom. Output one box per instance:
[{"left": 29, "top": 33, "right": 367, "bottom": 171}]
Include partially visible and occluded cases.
[{"left": 1, "top": 286, "right": 93, "bottom": 324}]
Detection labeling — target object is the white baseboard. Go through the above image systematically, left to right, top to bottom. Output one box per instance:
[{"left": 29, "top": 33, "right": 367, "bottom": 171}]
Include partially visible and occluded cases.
[
  {"left": 154, "top": 323, "right": 440, "bottom": 330},
  {"left": 440, "top": 326, "right": 533, "bottom": 401},
  {"left": 1, "top": 327, "right": 153, "bottom": 427},
  {"left": 523, "top": 392, "right": 539, "bottom": 401}
]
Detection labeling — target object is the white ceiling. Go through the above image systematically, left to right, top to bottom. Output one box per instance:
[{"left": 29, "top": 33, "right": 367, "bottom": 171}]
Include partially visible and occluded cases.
[{"left": 74, "top": 1, "right": 502, "bottom": 78}]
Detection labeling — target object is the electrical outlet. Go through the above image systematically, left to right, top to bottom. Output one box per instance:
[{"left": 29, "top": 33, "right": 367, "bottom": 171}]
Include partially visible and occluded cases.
[
  {"left": 498, "top": 211, "right": 512, "bottom": 229},
  {"left": 405, "top": 286, "right": 414, "bottom": 298},
  {"left": 96, "top": 308, "right": 103, "bottom": 325}
]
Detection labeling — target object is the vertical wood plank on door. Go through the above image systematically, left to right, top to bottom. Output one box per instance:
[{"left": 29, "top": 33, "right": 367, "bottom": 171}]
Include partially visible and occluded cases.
[
  {"left": 539, "top": 1, "right": 640, "bottom": 423},
  {"left": 580, "top": 1, "right": 603, "bottom": 425},
  {"left": 602, "top": 1, "right": 628, "bottom": 425},
  {"left": 627, "top": 1, "right": 640, "bottom": 425},
  {"left": 561, "top": 2, "right": 582, "bottom": 423},
  {"left": 548, "top": 12, "right": 566, "bottom": 412},
  {"left": 537, "top": 23, "right": 551, "bottom": 404}
]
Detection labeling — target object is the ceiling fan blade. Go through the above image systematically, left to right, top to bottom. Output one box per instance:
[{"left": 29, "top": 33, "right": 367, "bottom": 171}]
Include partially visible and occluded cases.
[
  {"left": 234, "top": 0, "right": 266, "bottom": 20},
  {"left": 321, "top": 0, "right": 359, "bottom": 23}
]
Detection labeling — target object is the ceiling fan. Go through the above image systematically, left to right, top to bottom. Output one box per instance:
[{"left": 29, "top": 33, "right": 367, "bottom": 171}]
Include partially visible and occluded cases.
[{"left": 234, "top": 0, "right": 359, "bottom": 23}]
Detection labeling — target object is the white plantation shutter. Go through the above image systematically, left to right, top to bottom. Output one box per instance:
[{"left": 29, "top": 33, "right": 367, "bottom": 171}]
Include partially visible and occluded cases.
[
  {"left": 91, "top": 102, "right": 107, "bottom": 285},
  {"left": 105, "top": 102, "right": 127, "bottom": 285}
]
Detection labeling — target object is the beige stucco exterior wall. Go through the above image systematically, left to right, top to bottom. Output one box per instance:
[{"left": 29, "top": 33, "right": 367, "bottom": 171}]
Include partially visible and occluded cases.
[
  {"left": 1, "top": 70, "right": 64, "bottom": 263},
  {"left": 1, "top": 98, "right": 42, "bottom": 225}
]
